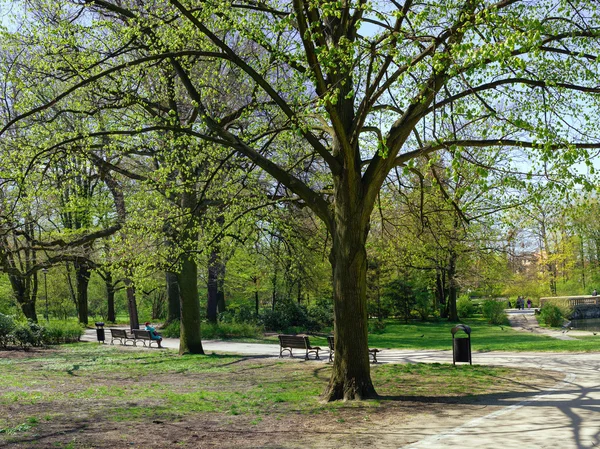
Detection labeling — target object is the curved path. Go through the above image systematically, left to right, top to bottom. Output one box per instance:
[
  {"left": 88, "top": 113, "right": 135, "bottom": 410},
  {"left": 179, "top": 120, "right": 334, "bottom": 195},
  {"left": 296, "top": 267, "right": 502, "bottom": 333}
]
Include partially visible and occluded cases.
[{"left": 83, "top": 330, "right": 600, "bottom": 448}]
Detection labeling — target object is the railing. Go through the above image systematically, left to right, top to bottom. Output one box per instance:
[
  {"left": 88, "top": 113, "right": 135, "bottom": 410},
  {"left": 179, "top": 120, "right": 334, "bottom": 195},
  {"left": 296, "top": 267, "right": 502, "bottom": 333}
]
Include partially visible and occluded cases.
[{"left": 540, "top": 296, "right": 600, "bottom": 307}]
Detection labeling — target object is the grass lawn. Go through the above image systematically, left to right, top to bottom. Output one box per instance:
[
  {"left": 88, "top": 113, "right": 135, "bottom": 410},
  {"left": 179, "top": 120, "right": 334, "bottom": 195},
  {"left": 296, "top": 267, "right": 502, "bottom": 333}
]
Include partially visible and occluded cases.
[
  {"left": 294, "top": 317, "right": 600, "bottom": 353},
  {"left": 368, "top": 318, "right": 600, "bottom": 352},
  {"left": 0, "top": 343, "right": 562, "bottom": 448}
]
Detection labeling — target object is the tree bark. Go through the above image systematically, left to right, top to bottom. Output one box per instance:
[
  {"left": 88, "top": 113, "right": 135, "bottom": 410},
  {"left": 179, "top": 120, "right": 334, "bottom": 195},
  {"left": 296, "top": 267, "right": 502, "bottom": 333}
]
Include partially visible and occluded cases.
[
  {"left": 323, "top": 201, "right": 377, "bottom": 401},
  {"left": 206, "top": 248, "right": 219, "bottom": 323},
  {"left": 178, "top": 253, "right": 204, "bottom": 354},
  {"left": 75, "top": 259, "right": 91, "bottom": 325},
  {"left": 216, "top": 265, "right": 226, "bottom": 314},
  {"left": 165, "top": 270, "right": 181, "bottom": 324},
  {"left": 106, "top": 272, "right": 116, "bottom": 323},
  {"left": 10, "top": 275, "right": 37, "bottom": 322},
  {"left": 124, "top": 278, "right": 139, "bottom": 331}
]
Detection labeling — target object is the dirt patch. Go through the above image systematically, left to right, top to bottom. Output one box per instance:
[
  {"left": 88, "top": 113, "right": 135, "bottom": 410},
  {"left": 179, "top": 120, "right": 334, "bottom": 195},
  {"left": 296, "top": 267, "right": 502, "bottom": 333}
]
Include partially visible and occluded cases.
[{"left": 0, "top": 348, "right": 564, "bottom": 449}]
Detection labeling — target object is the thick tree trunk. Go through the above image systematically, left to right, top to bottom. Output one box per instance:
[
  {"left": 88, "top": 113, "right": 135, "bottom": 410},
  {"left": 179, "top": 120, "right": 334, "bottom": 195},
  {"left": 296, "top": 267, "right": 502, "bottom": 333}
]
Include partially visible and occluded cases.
[
  {"left": 323, "top": 215, "right": 377, "bottom": 401},
  {"left": 178, "top": 254, "right": 204, "bottom": 354},
  {"left": 75, "top": 260, "right": 90, "bottom": 325},
  {"left": 165, "top": 271, "right": 181, "bottom": 324},
  {"left": 10, "top": 275, "right": 37, "bottom": 322},
  {"left": 124, "top": 279, "right": 139, "bottom": 330}
]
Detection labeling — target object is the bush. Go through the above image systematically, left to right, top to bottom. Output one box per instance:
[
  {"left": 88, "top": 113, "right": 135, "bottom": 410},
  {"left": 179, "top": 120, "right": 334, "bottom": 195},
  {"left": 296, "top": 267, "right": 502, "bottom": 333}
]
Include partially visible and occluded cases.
[
  {"left": 457, "top": 295, "right": 475, "bottom": 318},
  {"left": 482, "top": 299, "right": 507, "bottom": 325},
  {"left": 306, "top": 300, "right": 333, "bottom": 329},
  {"left": 540, "top": 300, "right": 572, "bottom": 327},
  {"left": 261, "top": 301, "right": 312, "bottom": 332},
  {"left": 219, "top": 303, "right": 257, "bottom": 324},
  {"left": 0, "top": 313, "right": 15, "bottom": 347},
  {"left": 368, "top": 319, "right": 387, "bottom": 334},
  {"left": 160, "top": 320, "right": 180, "bottom": 338},
  {"left": 11, "top": 322, "right": 42, "bottom": 348},
  {"left": 44, "top": 322, "right": 84, "bottom": 344},
  {"left": 202, "top": 322, "right": 262, "bottom": 339}
]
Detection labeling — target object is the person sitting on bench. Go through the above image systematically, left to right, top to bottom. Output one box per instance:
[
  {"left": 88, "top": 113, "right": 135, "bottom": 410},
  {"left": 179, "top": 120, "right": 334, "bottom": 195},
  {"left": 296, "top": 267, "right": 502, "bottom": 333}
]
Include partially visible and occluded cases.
[{"left": 144, "top": 322, "right": 163, "bottom": 343}]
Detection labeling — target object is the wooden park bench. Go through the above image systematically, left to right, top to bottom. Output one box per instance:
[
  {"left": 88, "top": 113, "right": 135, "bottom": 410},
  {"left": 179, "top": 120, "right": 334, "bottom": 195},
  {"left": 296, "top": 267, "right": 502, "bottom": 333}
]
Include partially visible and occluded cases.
[
  {"left": 109, "top": 328, "right": 136, "bottom": 346},
  {"left": 132, "top": 329, "right": 163, "bottom": 348},
  {"left": 278, "top": 335, "right": 321, "bottom": 360},
  {"left": 327, "top": 336, "right": 380, "bottom": 363}
]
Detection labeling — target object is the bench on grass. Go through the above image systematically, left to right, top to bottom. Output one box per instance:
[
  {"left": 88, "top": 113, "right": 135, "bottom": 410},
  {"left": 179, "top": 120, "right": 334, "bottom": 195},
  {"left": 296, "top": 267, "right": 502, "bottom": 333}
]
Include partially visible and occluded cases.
[
  {"left": 109, "top": 328, "right": 136, "bottom": 346},
  {"left": 132, "top": 329, "right": 163, "bottom": 348},
  {"left": 278, "top": 335, "right": 321, "bottom": 360},
  {"left": 327, "top": 336, "right": 380, "bottom": 363}
]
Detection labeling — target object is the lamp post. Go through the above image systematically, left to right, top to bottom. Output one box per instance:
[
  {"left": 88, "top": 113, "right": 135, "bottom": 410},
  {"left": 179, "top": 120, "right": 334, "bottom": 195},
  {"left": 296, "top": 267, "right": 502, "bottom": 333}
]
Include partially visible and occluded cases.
[{"left": 42, "top": 268, "right": 49, "bottom": 322}]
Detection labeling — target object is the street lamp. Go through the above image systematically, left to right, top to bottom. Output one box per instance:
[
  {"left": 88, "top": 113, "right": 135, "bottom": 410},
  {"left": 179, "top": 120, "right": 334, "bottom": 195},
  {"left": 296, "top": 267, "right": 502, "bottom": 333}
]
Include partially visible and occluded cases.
[{"left": 42, "top": 268, "right": 49, "bottom": 322}]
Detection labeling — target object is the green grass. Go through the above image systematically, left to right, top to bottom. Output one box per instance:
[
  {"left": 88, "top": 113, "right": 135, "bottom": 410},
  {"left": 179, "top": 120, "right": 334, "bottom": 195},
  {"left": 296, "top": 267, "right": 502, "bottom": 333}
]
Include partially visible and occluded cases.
[
  {"left": 261, "top": 316, "right": 600, "bottom": 352},
  {"left": 365, "top": 317, "right": 600, "bottom": 352},
  {"left": 0, "top": 343, "right": 552, "bottom": 426}
]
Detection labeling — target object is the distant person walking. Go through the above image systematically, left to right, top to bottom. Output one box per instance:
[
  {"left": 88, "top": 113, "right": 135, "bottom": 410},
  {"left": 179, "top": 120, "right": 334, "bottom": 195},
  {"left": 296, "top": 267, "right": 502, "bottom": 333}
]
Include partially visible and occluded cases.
[{"left": 527, "top": 298, "right": 532, "bottom": 309}]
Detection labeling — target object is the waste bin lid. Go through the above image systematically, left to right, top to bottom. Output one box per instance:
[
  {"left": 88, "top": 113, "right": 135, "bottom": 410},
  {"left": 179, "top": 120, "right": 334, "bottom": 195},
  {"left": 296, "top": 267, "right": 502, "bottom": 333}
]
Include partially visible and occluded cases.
[
  {"left": 95, "top": 322, "right": 105, "bottom": 327},
  {"left": 451, "top": 324, "right": 471, "bottom": 335}
]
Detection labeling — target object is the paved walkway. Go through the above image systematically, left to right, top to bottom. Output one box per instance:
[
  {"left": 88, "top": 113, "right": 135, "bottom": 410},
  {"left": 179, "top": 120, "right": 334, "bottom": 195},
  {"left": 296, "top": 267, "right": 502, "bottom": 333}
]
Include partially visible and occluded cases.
[
  {"left": 506, "top": 308, "right": 579, "bottom": 340},
  {"left": 83, "top": 329, "right": 600, "bottom": 448}
]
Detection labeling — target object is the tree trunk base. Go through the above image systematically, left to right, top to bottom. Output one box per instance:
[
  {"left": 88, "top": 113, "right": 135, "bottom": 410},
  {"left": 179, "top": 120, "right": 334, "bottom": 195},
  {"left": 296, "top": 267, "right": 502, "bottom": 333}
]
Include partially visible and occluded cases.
[
  {"left": 179, "top": 344, "right": 205, "bottom": 356},
  {"left": 322, "top": 377, "right": 378, "bottom": 402}
]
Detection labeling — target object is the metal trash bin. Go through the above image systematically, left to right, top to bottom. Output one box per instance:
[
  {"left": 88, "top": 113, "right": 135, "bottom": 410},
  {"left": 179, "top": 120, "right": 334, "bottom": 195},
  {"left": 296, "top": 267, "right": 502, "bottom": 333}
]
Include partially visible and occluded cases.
[
  {"left": 95, "top": 322, "right": 105, "bottom": 343},
  {"left": 451, "top": 324, "right": 472, "bottom": 365}
]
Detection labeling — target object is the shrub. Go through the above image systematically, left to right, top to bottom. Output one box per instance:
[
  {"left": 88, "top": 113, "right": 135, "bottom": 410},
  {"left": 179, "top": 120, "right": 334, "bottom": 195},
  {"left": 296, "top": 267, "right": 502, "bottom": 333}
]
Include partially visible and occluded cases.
[
  {"left": 457, "top": 295, "right": 475, "bottom": 318},
  {"left": 482, "top": 299, "right": 507, "bottom": 325},
  {"left": 306, "top": 300, "right": 334, "bottom": 329},
  {"left": 540, "top": 300, "right": 572, "bottom": 327},
  {"left": 261, "top": 301, "right": 312, "bottom": 332},
  {"left": 219, "top": 303, "right": 257, "bottom": 324},
  {"left": 0, "top": 314, "right": 15, "bottom": 347},
  {"left": 368, "top": 319, "right": 387, "bottom": 334},
  {"left": 160, "top": 320, "right": 180, "bottom": 338},
  {"left": 44, "top": 322, "right": 84, "bottom": 344},
  {"left": 202, "top": 322, "right": 262, "bottom": 339},
  {"left": 11, "top": 323, "right": 38, "bottom": 348}
]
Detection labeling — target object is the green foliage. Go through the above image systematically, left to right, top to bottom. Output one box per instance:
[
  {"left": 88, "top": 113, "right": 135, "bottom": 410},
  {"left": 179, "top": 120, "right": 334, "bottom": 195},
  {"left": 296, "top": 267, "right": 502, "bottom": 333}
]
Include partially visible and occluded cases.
[
  {"left": 382, "top": 278, "right": 416, "bottom": 323},
  {"left": 457, "top": 295, "right": 475, "bottom": 318},
  {"left": 481, "top": 300, "right": 507, "bottom": 325},
  {"left": 539, "top": 300, "right": 573, "bottom": 327},
  {"left": 261, "top": 301, "right": 311, "bottom": 332},
  {"left": 219, "top": 302, "right": 257, "bottom": 324},
  {"left": 0, "top": 313, "right": 15, "bottom": 347},
  {"left": 0, "top": 319, "right": 83, "bottom": 347},
  {"left": 368, "top": 319, "right": 387, "bottom": 334},
  {"left": 160, "top": 320, "right": 180, "bottom": 338},
  {"left": 162, "top": 320, "right": 262, "bottom": 339},
  {"left": 11, "top": 322, "right": 43, "bottom": 348},
  {"left": 43, "top": 322, "right": 84, "bottom": 344},
  {"left": 202, "top": 322, "right": 262, "bottom": 339}
]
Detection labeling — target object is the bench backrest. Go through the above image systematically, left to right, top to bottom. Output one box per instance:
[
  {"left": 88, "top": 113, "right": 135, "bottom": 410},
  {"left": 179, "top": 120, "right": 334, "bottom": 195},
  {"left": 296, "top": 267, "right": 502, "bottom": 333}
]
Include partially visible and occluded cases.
[
  {"left": 110, "top": 329, "right": 128, "bottom": 338},
  {"left": 133, "top": 329, "right": 151, "bottom": 339},
  {"left": 278, "top": 335, "right": 309, "bottom": 349}
]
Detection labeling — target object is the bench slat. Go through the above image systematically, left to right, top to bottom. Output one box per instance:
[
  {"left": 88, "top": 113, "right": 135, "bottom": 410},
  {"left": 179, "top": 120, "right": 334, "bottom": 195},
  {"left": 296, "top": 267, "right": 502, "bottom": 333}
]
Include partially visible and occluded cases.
[{"left": 278, "top": 335, "right": 320, "bottom": 360}]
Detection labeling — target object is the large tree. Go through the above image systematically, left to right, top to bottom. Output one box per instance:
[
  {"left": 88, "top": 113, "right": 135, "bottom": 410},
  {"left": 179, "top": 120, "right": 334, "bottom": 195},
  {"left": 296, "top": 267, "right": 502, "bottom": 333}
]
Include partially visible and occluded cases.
[{"left": 2, "top": 0, "right": 600, "bottom": 400}]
